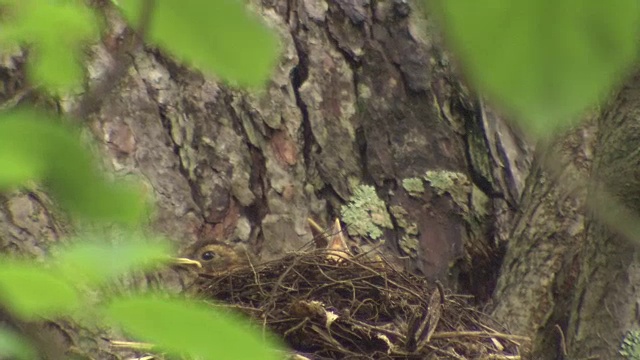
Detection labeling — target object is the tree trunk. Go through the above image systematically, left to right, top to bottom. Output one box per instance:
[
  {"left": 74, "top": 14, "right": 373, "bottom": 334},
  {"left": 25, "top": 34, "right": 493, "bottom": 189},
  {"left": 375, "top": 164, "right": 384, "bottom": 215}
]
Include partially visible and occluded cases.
[
  {"left": 2, "top": 0, "right": 635, "bottom": 359},
  {"left": 565, "top": 71, "right": 640, "bottom": 360},
  {"left": 491, "top": 122, "right": 596, "bottom": 359}
]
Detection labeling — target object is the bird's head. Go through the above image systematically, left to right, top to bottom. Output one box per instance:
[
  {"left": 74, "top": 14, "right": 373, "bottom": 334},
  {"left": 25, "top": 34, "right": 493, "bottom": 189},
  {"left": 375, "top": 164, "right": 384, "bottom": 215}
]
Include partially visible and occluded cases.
[{"left": 175, "top": 240, "right": 250, "bottom": 275}]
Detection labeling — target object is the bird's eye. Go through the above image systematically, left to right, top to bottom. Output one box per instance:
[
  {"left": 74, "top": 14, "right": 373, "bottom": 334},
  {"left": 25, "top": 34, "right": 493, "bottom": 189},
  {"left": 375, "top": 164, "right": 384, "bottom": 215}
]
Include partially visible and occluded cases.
[
  {"left": 350, "top": 245, "right": 361, "bottom": 255},
  {"left": 201, "top": 251, "right": 216, "bottom": 261}
]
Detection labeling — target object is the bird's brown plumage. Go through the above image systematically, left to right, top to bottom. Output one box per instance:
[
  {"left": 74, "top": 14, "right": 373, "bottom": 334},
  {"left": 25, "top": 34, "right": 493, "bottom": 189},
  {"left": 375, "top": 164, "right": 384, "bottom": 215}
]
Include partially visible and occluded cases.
[{"left": 184, "top": 240, "right": 250, "bottom": 275}]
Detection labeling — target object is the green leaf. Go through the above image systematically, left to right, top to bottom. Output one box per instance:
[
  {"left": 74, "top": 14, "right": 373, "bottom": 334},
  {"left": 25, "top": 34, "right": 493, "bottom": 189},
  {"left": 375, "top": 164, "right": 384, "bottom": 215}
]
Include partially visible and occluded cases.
[
  {"left": 0, "top": 0, "right": 99, "bottom": 92},
  {"left": 117, "top": 0, "right": 280, "bottom": 87},
  {"left": 430, "top": 0, "right": 640, "bottom": 136},
  {"left": 0, "top": 109, "right": 149, "bottom": 224},
  {"left": 0, "top": 147, "right": 44, "bottom": 187},
  {"left": 55, "top": 238, "right": 173, "bottom": 286},
  {"left": 0, "top": 261, "right": 80, "bottom": 319},
  {"left": 105, "top": 296, "right": 282, "bottom": 360},
  {"left": 0, "top": 328, "right": 36, "bottom": 360}
]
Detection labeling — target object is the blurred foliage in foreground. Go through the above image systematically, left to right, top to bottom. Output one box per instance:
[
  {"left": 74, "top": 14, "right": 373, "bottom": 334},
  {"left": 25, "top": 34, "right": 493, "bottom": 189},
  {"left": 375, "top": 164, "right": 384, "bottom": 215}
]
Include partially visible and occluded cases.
[
  {"left": 0, "top": 0, "right": 283, "bottom": 358},
  {"left": 429, "top": 0, "right": 640, "bottom": 137}
]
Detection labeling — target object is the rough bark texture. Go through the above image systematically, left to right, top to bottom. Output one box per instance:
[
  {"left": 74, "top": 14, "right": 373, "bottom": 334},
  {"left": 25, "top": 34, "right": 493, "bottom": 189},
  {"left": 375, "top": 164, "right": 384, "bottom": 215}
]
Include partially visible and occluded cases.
[
  {"left": 1, "top": 0, "right": 621, "bottom": 359},
  {"left": 74, "top": 0, "right": 523, "bottom": 293},
  {"left": 566, "top": 72, "right": 640, "bottom": 360},
  {"left": 491, "top": 123, "right": 595, "bottom": 359}
]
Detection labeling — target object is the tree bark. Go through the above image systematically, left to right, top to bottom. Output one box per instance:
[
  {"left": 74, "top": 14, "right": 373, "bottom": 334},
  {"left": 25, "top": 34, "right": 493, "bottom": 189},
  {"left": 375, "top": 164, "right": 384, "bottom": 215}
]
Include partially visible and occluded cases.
[
  {"left": 565, "top": 71, "right": 640, "bottom": 360},
  {"left": 491, "top": 122, "right": 596, "bottom": 359}
]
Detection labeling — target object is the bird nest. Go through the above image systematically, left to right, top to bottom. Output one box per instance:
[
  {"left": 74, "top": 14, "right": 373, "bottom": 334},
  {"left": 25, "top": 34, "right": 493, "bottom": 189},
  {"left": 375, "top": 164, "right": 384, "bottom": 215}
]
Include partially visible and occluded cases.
[{"left": 192, "top": 250, "right": 529, "bottom": 359}]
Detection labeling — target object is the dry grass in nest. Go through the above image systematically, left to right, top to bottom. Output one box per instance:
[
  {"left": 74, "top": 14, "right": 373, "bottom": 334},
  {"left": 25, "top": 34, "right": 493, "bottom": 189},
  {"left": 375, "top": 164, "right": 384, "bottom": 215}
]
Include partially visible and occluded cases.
[{"left": 192, "top": 250, "right": 529, "bottom": 359}]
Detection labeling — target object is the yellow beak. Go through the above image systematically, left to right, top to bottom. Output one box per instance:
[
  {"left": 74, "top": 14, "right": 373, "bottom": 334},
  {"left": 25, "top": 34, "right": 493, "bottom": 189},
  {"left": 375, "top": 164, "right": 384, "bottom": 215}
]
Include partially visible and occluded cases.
[{"left": 172, "top": 257, "right": 202, "bottom": 268}]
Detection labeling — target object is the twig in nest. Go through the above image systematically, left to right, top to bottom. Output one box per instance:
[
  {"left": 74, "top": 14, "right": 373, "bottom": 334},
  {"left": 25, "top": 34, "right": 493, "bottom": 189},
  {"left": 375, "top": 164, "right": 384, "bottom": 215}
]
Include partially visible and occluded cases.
[
  {"left": 408, "top": 280, "right": 445, "bottom": 352},
  {"left": 283, "top": 318, "right": 309, "bottom": 338},
  {"left": 430, "top": 331, "right": 530, "bottom": 342}
]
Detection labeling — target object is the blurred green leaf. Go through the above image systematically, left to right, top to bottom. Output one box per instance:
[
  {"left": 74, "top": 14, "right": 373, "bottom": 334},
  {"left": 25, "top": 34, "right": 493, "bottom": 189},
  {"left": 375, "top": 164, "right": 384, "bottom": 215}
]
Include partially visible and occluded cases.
[
  {"left": 0, "top": 0, "right": 99, "bottom": 92},
  {"left": 117, "top": 0, "right": 280, "bottom": 87},
  {"left": 430, "top": 0, "right": 640, "bottom": 136},
  {"left": 0, "top": 109, "right": 149, "bottom": 224},
  {"left": 0, "top": 147, "right": 44, "bottom": 187},
  {"left": 55, "top": 238, "right": 173, "bottom": 286},
  {"left": 0, "top": 261, "right": 79, "bottom": 319},
  {"left": 105, "top": 296, "right": 281, "bottom": 360},
  {"left": 0, "top": 327, "right": 36, "bottom": 360}
]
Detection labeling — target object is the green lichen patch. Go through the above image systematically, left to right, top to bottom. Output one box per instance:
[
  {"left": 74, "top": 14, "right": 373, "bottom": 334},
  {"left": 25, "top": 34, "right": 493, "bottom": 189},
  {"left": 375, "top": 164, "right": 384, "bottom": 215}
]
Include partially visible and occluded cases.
[
  {"left": 424, "top": 170, "right": 471, "bottom": 212},
  {"left": 424, "top": 170, "right": 469, "bottom": 196},
  {"left": 402, "top": 177, "right": 425, "bottom": 197},
  {"left": 471, "top": 184, "right": 489, "bottom": 217},
  {"left": 341, "top": 185, "right": 392, "bottom": 239},
  {"left": 388, "top": 205, "right": 419, "bottom": 258},
  {"left": 389, "top": 205, "right": 418, "bottom": 235},
  {"left": 399, "top": 235, "right": 419, "bottom": 258},
  {"left": 620, "top": 330, "right": 640, "bottom": 360}
]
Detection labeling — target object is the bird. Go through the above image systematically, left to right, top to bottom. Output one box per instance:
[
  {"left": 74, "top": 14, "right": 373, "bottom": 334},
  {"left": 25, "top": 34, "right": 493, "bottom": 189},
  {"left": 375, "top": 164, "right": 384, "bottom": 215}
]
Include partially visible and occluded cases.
[
  {"left": 173, "top": 217, "right": 382, "bottom": 275},
  {"left": 307, "top": 217, "right": 353, "bottom": 262},
  {"left": 307, "top": 217, "right": 390, "bottom": 265},
  {"left": 174, "top": 240, "right": 252, "bottom": 275}
]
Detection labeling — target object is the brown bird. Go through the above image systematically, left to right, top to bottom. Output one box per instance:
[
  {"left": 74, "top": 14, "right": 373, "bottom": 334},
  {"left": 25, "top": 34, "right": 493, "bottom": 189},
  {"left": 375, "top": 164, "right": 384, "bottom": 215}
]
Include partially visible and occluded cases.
[
  {"left": 307, "top": 217, "right": 354, "bottom": 262},
  {"left": 307, "top": 217, "right": 388, "bottom": 264},
  {"left": 175, "top": 240, "right": 252, "bottom": 275}
]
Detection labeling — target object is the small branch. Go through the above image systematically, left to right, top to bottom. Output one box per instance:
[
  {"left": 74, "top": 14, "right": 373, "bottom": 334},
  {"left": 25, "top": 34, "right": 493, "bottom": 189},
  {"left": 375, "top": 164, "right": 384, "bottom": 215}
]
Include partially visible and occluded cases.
[{"left": 430, "top": 330, "right": 530, "bottom": 342}]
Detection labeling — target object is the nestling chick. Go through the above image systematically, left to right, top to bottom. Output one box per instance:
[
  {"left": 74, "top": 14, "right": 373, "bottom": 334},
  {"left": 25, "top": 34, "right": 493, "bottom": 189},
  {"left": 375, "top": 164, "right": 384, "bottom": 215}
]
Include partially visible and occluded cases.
[
  {"left": 307, "top": 217, "right": 389, "bottom": 265},
  {"left": 181, "top": 240, "right": 252, "bottom": 275}
]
